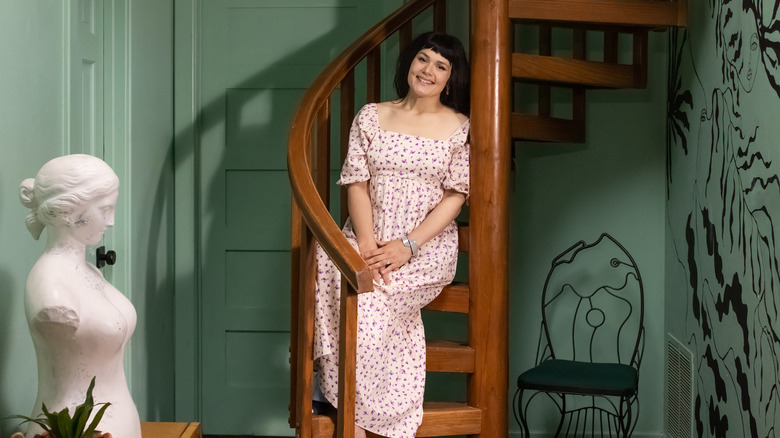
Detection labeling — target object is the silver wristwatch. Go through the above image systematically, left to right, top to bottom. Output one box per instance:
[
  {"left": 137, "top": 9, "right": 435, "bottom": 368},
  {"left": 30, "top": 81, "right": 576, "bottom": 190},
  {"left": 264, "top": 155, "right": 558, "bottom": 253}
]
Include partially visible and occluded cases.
[{"left": 401, "top": 235, "right": 418, "bottom": 257}]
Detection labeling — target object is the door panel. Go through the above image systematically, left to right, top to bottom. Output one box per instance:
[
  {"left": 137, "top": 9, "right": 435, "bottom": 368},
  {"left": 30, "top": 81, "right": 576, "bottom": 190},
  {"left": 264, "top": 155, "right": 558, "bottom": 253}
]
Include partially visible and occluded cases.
[
  {"left": 73, "top": 0, "right": 104, "bottom": 158},
  {"left": 195, "top": 1, "right": 380, "bottom": 434}
]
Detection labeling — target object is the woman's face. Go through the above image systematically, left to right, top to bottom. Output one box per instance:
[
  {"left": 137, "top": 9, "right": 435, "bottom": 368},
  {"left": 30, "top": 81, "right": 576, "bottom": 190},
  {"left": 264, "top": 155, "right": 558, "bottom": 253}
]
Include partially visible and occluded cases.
[
  {"left": 406, "top": 48, "right": 452, "bottom": 99},
  {"left": 67, "top": 191, "right": 118, "bottom": 246}
]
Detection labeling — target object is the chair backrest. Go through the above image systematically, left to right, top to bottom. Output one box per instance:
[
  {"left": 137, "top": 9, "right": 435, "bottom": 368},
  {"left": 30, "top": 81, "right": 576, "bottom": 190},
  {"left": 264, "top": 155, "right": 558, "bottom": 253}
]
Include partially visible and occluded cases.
[{"left": 539, "top": 233, "right": 644, "bottom": 368}]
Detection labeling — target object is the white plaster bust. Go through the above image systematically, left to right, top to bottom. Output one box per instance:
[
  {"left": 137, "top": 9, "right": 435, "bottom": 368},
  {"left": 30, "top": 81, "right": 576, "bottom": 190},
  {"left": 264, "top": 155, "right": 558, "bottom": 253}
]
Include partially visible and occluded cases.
[{"left": 19, "top": 154, "right": 141, "bottom": 438}]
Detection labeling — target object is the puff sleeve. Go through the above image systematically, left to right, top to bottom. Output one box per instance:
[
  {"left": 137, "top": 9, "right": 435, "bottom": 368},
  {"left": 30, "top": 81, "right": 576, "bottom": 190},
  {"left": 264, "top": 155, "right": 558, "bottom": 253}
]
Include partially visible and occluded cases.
[
  {"left": 336, "top": 104, "right": 378, "bottom": 186},
  {"left": 442, "top": 125, "right": 470, "bottom": 198}
]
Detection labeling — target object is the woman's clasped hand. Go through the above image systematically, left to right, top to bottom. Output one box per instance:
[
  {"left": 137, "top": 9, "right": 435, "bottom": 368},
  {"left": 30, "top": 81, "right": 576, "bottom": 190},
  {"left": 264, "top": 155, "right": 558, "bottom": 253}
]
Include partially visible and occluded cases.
[{"left": 362, "top": 239, "right": 415, "bottom": 285}]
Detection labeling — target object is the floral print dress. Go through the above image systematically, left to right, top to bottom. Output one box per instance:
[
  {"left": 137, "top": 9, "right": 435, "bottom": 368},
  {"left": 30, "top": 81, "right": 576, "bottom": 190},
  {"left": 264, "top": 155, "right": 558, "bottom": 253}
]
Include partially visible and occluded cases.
[{"left": 313, "top": 103, "right": 470, "bottom": 437}]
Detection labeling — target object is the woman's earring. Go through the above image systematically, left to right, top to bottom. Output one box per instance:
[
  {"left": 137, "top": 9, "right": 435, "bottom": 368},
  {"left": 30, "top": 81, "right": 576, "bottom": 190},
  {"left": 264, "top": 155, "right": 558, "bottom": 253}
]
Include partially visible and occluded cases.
[{"left": 446, "top": 84, "right": 450, "bottom": 96}]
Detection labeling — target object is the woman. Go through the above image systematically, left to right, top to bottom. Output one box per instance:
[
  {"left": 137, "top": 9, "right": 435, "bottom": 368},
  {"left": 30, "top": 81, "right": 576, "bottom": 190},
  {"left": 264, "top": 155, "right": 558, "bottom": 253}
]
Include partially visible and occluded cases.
[
  {"left": 313, "top": 32, "right": 470, "bottom": 438},
  {"left": 19, "top": 154, "right": 140, "bottom": 438}
]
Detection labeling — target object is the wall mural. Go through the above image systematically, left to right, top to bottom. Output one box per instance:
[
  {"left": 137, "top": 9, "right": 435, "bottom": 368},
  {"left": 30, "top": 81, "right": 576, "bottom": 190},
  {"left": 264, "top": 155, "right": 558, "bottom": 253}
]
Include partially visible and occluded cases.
[{"left": 667, "top": 0, "right": 780, "bottom": 436}]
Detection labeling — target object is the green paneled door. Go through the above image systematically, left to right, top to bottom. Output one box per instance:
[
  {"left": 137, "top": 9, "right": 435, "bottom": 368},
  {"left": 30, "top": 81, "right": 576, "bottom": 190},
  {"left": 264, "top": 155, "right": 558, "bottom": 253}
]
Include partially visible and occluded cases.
[
  {"left": 67, "top": 0, "right": 130, "bottom": 301},
  {"left": 70, "top": 0, "right": 104, "bottom": 158},
  {"left": 194, "top": 1, "right": 381, "bottom": 434}
]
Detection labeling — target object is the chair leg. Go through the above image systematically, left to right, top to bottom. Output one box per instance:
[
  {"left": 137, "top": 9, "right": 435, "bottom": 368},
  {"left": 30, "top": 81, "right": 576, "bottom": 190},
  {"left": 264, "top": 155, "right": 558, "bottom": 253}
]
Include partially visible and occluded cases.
[
  {"left": 516, "top": 388, "right": 531, "bottom": 437},
  {"left": 555, "top": 394, "right": 567, "bottom": 437},
  {"left": 618, "top": 395, "right": 630, "bottom": 438}
]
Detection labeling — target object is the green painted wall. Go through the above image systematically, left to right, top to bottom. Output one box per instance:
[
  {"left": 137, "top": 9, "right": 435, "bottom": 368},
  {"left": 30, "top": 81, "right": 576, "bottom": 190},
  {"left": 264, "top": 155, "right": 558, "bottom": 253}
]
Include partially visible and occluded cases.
[
  {"left": 0, "top": 0, "right": 175, "bottom": 435},
  {"left": 126, "top": 0, "right": 176, "bottom": 423},
  {"left": 666, "top": 0, "right": 780, "bottom": 435},
  {"left": 0, "top": 2, "right": 68, "bottom": 435},
  {"left": 509, "top": 33, "right": 668, "bottom": 436}
]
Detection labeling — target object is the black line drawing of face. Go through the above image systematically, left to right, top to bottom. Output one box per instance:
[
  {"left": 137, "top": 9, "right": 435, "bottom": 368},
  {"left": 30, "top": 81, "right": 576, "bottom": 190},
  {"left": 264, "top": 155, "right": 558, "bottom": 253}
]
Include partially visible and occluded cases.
[{"left": 720, "top": 2, "right": 761, "bottom": 93}]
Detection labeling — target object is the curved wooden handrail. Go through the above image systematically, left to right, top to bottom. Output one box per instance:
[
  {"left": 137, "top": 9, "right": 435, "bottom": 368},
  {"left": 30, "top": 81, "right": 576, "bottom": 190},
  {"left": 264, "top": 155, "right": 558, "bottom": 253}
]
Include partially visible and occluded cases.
[{"left": 287, "top": 0, "right": 441, "bottom": 294}]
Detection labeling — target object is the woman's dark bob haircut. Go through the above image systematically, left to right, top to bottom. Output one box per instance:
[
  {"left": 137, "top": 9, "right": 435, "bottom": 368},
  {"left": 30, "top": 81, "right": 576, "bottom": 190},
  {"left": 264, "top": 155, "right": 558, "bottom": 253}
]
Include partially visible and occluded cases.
[{"left": 393, "top": 31, "right": 470, "bottom": 116}]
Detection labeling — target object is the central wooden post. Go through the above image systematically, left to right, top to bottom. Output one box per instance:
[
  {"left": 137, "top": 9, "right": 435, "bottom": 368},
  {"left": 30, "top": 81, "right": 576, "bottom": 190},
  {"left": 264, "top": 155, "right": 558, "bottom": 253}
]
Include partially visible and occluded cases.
[{"left": 468, "top": 0, "right": 511, "bottom": 436}]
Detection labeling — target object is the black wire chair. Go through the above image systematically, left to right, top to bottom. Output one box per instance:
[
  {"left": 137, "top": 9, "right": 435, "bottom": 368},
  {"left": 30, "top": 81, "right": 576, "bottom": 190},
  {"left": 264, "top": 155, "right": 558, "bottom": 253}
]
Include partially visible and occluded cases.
[{"left": 514, "top": 233, "right": 644, "bottom": 437}]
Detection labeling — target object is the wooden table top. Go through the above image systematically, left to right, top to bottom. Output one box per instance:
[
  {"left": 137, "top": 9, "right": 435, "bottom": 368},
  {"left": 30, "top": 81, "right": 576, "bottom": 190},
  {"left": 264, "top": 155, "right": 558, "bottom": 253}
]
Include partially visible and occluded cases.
[{"left": 141, "top": 422, "right": 201, "bottom": 438}]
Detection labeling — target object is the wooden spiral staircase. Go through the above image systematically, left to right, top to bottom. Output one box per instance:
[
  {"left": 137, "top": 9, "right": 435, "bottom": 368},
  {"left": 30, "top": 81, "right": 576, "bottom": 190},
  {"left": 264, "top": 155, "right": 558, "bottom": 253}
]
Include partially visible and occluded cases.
[{"left": 288, "top": 1, "right": 686, "bottom": 437}]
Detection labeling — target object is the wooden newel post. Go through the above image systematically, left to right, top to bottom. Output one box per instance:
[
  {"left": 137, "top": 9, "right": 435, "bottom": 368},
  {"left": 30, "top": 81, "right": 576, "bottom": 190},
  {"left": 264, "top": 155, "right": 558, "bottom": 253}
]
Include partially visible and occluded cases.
[{"left": 468, "top": 0, "right": 511, "bottom": 437}]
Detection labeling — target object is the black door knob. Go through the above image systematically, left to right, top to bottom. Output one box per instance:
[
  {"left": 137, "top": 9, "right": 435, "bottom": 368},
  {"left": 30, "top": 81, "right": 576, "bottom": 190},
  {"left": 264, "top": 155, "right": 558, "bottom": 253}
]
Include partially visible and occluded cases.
[{"left": 96, "top": 246, "right": 117, "bottom": 269}]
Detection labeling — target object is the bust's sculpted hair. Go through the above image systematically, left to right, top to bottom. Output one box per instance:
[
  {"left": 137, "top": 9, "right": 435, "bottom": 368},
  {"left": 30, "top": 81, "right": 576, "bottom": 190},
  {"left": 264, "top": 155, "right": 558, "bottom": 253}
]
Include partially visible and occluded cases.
[{"left": 19, "top": 154, "right": 119, "bottom": 240}]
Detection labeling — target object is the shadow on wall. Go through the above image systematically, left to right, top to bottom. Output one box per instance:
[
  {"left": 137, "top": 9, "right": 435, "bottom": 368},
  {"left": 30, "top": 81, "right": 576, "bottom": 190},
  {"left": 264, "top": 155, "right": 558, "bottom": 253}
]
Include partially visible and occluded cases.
[
  {"left": 146, "top": 2, "right": 395, "bottom": 433},
  {"left": 141, "top": 145, "right": 175, "bottom": 421}
]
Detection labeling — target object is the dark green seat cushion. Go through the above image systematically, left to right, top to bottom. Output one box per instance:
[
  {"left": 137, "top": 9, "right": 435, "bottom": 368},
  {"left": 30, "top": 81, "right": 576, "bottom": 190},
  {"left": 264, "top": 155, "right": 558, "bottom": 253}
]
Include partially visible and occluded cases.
[{"left": 517, "top": 359, "right": 638, "bottom": 397}]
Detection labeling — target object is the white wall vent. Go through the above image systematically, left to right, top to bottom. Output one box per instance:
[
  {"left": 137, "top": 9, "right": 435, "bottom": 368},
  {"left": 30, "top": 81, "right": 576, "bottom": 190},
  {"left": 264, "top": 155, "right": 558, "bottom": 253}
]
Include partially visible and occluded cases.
[{"left": 665, "top": 333, "right": 695, "bottom": 438}]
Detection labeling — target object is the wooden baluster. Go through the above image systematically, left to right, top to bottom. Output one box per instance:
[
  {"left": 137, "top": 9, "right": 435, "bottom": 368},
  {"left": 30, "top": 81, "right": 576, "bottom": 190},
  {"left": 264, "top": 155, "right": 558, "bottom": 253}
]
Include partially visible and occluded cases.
[
  {"left": 433, "top": 0, "right": 446, "bottom": 33},
  {"left": 400, "top": 21, "right": 413, "bottom": 50},
  {"left": 538, "top": 24, "right": 552, "bottom": 118},
  {"left": 573, "top": 28, "right": 586, "bottom": 135},
  {"left": 604, "top": 30, "right": 618, "bottom": 64},
  {"left": 633, "top": 30, "right": 648, "bottom": 88},
  {"left": 367, "top": 48, "right": 381, "bottom": 104},
  {"left": 340, "top": 70, "right": 355, "bottom": 226},
  {"left": 316, "top": 98, "right": 331, "bottom": 204},
  {"left": 289, "top": 199, "right": 301, "bottom": 430},
  {"left": 295, "top": 224, "right": 316, "bottom": 438},
  {"left": 337, "top": 279, "right": 358, "bottom": 438}
]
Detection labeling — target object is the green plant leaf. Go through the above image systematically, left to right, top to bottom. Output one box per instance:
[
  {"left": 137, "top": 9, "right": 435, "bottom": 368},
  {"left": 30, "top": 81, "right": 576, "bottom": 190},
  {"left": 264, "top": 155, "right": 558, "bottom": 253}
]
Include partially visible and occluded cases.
[
  {"left": 72, "top": 376, "right": 98, "bottom": 437},
  {"left": 6, "top": 377, "right": 107, "bottom": 438},
  {"left": 84, "top": 377, "right": 96, "bottom": 407},
  {"left": 83, "top": 402, "right": 111, "bottom": 437},
  {"left": 41, "top": 403, "right": 61, "bottom": 435},
  {"left": 72, "top": 403, "right": 89, "bottom": 437},
  {"left": 56, "top": 407, "right": 73, "bottom": 438},
  {"left": 4, "top": 414, "right": 52, "bottom": 432}
]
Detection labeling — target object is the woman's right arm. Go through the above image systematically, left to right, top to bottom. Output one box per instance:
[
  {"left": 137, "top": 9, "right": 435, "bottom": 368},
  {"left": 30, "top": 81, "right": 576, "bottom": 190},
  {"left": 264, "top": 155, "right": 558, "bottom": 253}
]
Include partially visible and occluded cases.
[
  {"left": 347, "top": 181, "right": 380, "bottom": 283},
  {"left": 347, "top": 181, "right": 376, "bottom": 253}
]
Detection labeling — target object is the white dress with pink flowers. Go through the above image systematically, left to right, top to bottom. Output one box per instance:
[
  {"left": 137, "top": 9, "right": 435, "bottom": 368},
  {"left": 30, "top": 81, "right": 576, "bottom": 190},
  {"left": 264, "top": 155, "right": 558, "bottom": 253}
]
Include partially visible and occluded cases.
[{"left": 313, "top": 103, "right": 470, "bottom": 437}]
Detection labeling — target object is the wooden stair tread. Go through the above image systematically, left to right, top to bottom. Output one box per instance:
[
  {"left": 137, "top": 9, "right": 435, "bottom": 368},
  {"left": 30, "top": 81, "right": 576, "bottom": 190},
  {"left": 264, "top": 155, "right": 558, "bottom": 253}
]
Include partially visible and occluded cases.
[
  {"left": 510, "top": 0, "right": 685, "bottom": 27},
  {"left": 513, "top": 53, "right": 643, "bottom": 89},
  {"left": 512, "top": 112, "right": 585, "bottom": 143},
  {"left": 424, "top": 283, "right": 469, "bottom": 313},
  {"left": 426, "top": 339, "right": 474, "bottom": 372},
  {"left": 311, "top": 402, "right": 482, "bottom": 437},
  {"left": 417, "top": 402, "right": 482, "bottom": 436}
]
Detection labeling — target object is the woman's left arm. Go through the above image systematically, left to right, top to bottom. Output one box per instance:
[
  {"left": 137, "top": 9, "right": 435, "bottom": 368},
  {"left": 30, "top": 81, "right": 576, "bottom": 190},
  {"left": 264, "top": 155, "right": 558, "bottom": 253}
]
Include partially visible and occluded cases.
[
  {"left": 363, "top": 189, "right": 466, "bottom": 283},
  {"left": 407, "top": 189, "right": 466, "bottom": 248}
]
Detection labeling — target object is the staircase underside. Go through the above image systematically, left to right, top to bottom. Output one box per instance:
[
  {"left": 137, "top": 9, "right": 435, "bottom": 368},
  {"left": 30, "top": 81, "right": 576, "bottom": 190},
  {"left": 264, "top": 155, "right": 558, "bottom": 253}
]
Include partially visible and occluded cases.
[
  {"left": 510, "top": 0, "right": 686, "bottom": 27},
  {"left": 513, "top": 53, "right": 642, "bottom": 89},
  {"left": 512, "top": 113, "right": 585, "bottom": 143}
]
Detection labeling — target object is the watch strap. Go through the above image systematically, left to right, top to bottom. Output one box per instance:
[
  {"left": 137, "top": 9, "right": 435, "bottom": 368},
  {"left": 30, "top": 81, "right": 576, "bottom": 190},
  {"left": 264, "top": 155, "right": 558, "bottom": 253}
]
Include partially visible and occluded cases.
[{"left": 402, "top": 236, "right": 418, "bottom": 256}]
